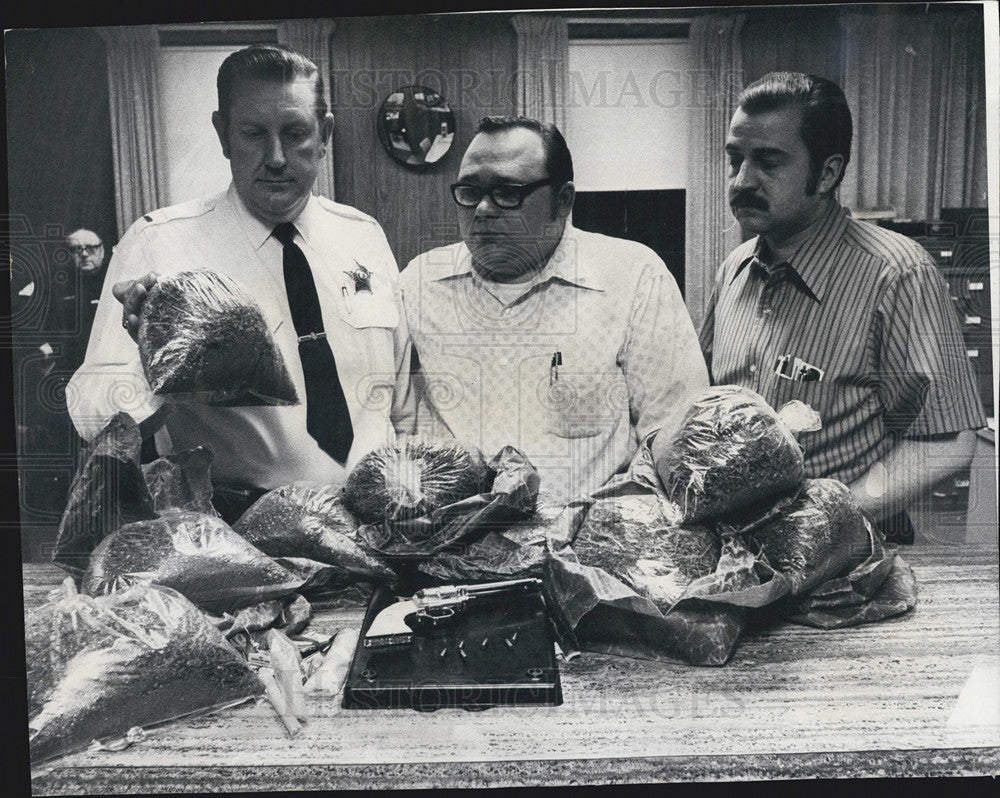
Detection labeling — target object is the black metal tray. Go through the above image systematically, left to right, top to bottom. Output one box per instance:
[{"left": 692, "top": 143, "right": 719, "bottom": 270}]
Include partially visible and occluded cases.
[{"left": 342, "top": 583, "right": 562, "bottom": 711}]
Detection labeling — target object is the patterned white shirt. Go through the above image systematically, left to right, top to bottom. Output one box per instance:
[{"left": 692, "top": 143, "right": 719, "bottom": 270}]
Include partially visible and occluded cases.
[{"left": 400, "top": 223, "right": 709, "bottom": 503}]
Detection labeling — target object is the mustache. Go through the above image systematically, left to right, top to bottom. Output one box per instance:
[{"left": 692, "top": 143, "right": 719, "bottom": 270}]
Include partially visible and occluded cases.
[{"left": 730, "top": 191, "right": 769, "bottom": 211}]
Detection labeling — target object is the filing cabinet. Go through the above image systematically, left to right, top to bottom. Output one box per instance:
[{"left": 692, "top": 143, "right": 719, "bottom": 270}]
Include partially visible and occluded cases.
[{"left": 914, "top": 232, "right": 993, "bottom": 418}]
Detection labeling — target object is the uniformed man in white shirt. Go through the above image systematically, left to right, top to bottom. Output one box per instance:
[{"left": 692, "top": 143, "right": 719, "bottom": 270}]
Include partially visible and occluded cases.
[{"left": 68, "top": 44, "right": 413, "bottom": 521}]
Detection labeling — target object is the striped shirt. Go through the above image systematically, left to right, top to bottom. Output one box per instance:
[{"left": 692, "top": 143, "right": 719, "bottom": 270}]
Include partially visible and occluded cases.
[{"left": 700, "top": 199, "right": 986, "bottom": 485}]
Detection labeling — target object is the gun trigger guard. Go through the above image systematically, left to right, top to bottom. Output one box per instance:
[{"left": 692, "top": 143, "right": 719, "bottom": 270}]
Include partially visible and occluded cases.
[
  {"left": 404, "top": 603, "right": 463, "bottom": 634},
  {"left": 423, "top": 605, "right": 456, "bottom": 620}
]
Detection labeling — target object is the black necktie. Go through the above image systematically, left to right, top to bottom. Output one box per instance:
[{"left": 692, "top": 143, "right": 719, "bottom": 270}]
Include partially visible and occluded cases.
[{"left": 273, "top": 222, "right": 354, "bottom": 465}]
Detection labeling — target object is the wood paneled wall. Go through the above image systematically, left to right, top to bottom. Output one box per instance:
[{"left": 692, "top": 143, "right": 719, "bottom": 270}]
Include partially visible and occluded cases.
[
  {"left": 330, "top": 14, "right": 517, "bottom": 271},
  {"left": 5, "top": 27, "right": 118, "bottom": 254}
]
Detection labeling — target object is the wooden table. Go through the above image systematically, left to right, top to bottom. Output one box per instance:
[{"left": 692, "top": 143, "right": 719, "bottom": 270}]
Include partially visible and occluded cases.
[{"left": 24, "top": 543, "right": 1000, "bottom": 793}]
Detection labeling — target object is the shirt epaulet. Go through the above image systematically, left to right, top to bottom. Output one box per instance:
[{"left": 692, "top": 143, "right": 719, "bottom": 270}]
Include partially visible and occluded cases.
[
  {"left": 133, "top": 195, "right": 219, "bottom": 230},
  {"left": 315, "top": 196, "right": 378, "bottom": 226}
]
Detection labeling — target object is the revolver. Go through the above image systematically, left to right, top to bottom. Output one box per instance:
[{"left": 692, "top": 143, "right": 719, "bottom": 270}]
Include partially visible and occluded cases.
[{"left": 364, "top": 578, "right": 542, "bottom": 647}]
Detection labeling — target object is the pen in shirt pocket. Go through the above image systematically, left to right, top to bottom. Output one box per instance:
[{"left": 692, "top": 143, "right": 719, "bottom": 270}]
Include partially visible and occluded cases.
[{"left": 550, "top": 351, "right": 562, "bottom": 385}]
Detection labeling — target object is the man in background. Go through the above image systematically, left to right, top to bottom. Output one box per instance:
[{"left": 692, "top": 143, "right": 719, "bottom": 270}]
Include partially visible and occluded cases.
[
  {"left": 68, "top": 44, "right": 413, "bottom": 522},
  {"left": 699, "top": 71, "right": 985, "bottom": 543},
  {"left": 401, "top": 115, "right": 708, "bottom": 504},
  {"left": 10, "top": 228, "right": 108, "bottom": 517},
  {"left": 60, "top": 228, "right": 107, "bottom": 370}
]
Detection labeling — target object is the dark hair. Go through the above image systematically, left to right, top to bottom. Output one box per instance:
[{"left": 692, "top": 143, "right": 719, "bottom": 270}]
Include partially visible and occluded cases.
[
  {"left": 216, "top": 44, "right": 327, "bottom": 131},
  {"left": 737, "top": 72, "right": 853, "bottom": 193},
  {"left": 475, "top": 115, "right": 574, "bottom": 186}
]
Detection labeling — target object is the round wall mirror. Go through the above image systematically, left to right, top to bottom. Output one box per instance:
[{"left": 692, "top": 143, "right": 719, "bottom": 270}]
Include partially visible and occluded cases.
[{"left": 377, "top": 85, "right": 456, "bottom": 169}]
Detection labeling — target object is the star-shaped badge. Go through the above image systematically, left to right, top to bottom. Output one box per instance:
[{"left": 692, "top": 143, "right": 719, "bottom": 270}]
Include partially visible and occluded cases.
[{"left": 344, "top": 262, "right": 373, "bottom": 293}]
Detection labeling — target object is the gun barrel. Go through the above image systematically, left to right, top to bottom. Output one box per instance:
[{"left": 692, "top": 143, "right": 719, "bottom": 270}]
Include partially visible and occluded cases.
[
  {"left": 413, "top": 578, "right": 541, "bottom": 607},
  {"left": 464, "top": 578, "right": 542, "bottom": 596}
]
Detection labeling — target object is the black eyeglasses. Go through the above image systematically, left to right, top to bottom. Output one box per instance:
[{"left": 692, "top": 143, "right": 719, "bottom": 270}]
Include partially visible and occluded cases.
[
  {"left": 450, "top": 178, "right": 558, "bottom": 209},
  {"left": 68, "top": 244, "right": 103, "bottom": 255}
]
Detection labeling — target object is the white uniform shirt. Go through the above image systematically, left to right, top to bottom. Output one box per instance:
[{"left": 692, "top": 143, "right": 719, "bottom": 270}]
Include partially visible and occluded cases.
[
  {"left": 68, "top": 184, "right": 413, "bottom": 489},
  {"left": 400, "top": 224, "right": 709, "bottom": 503}
]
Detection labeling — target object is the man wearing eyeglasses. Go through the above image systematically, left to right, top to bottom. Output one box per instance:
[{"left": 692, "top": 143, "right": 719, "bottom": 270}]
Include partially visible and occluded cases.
[
  {"left": 400, "top": 115, "right": 708, "bottom": 503},
  {"left": 12, "top": 227, "right": 109, "bottom": 515},
  {"left": 60, "top": 229, "right": 107, "bottom": 368},
  {"left": 65, "top": 229, "right": 106, "bottom": 275}
]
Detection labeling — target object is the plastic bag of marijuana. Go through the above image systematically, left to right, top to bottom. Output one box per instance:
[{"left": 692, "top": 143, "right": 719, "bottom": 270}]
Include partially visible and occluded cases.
[
  {"left": 138, "top": 270, "right": 298, "bottom": 406},
  {"left": 653, "top": 385, "right": 816, "bottom": 523},
  {"left": 52, "top": 412, "right": 157, "bottom": 576},
  {"left": 543, "top": 436, "right": 797, "bottom": 666},
  {"left": 342, "top": 439, "right": 491, "bottom": 524},
  {"left": 352, "top": 443, "right": 540, "bottom": 561},
  {"left": 142, "top": 445, "right": 217, "bottom": 514},
  {"left": 740, "top": 478, "right": 873, "bottom": 595},
  {"left": 233, "top": 482, "right": 394, "bottom": 584},
  {"left": 738, "top": 489, "right": 918, "bottom": 627},
  {"left": 416, "top": 493, "right": 568, "bottom": 584},
  {"left": 571, "top": 493, "right": 722, "bottom": 607},
  {"left": 82, "top": 509, "right": 307, "bottom": 613},
  {"left": 547, "top": 526, "right": 765, "bottom": 667},
  {"left": 26, "top": 578, "right": 262, "bottom": 763}
]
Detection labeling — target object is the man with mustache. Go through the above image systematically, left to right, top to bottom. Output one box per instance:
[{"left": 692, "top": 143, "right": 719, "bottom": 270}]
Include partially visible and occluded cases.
[
  {"left": 68, "top": 44, "right": 413, "bottom": 522},
  {"left": 699, "top": 72, "right": 985, "bottom": 543},
  {"left": 400, "top": 115, "right": 708, "bottom": 503}
]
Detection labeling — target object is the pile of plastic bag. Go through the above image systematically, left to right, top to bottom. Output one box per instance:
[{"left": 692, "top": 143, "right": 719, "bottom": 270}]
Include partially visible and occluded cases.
[
  {"left": 545, "top": 385, "right": 918, "bottom": 666},
  {"left": 35, "top": 414, "right": 403, "bottom": 762}
]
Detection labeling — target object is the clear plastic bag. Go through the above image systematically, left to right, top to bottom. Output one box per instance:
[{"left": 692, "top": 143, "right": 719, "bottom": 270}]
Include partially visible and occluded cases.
[
  {"left": 138, "top": 270, "right": 298, "bottom": 406},
  {"left": 653, "top": 385, "right": 807, "bottom": 523},
  {"left": 52, "top": 412, "right": 157, "bottom": 575},
  {"left": 342, "top": 439, "right": 491, "bottom": 525},
  {"left": 353, "top": 444, "right": 540, "bottom": 560},
  {"left": 142, "top": 446, "right": 217, "bottom": 514},
  {"left": 741, "top": 478, "right": 880, "bottom": 595},
  {"left": 233, "top": 483, "right": 394, "bottom": 583},
  {"left": 415, "top": 493, "right": 566, "bottom": 584},
  {"left": 571, "top": 493, "right": 721, "bottom": 610},
  {"left": 82, "top": 509, "right": 306, "bottom": 613},
  {"left": 26, "top": 579, "right": 262, "bottom": 763}
]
